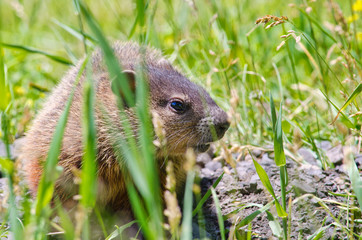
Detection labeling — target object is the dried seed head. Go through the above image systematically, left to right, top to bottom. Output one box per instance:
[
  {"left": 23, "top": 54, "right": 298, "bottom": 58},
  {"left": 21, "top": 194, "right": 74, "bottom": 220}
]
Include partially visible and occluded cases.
[
  {"left": 256, "top": 15, "right": 288, "bottom": 29},
  {"left": 276, "top": 40, "right": 286, "bottom": 51},
  {"left": 230, "top": 89, "right": 239, "bottom": 110},
  {"left": 152, "top": 112, "right": 167, "bottom": 148},
  {"left": 221, "top": 141, "right": 235, "bottom": 168},
  {"left": 184, "top": 148, "right": 196, "bottom": 171},
  {"left": 165, "top": 161, "right": 176, "bottom": 192},
  {"left": 164, "top": 190, "right": 182, "bottom": 234}
]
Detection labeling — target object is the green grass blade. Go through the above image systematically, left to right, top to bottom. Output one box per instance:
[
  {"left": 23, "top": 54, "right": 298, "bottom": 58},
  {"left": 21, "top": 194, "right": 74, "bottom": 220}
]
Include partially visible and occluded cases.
[
  {"left": 78, "top": 1, "right": 135, "bottom": 107},
  {"left": 296, "top": 7, "right": 337, "bottom": 43},
  {"left": 52, "top": 19, "right": 97, "bottom": 43},
  {"left": 0, "top": 42, "right": 73, "bottom": 66},
  {"left": 0, "top": 47, "right": 9, "bottom": 111},
  {"left": 35, "top": 56, "right": 89, "bottom": 215},
  {"left": 80, "top": 63, "right": 97, "bottom": 208},
  {"left": 134, "top": 63, "right": 163, "bottom": 234},
  {"left": 332, "top": 83, "right": 361, "bottom": 124},
  {"left": 320, "top": 91, "right": 355, "bottom": 128},
  {"left": 270, "top": 94, "right": 286, "bottom": 167},
  {"left": 344, "top": 146, "right": 362, "bottom": 210},
  {"left": 0, "top": 157, "right": 23, "bottom": 240},
  {"left": 253, "top": 159, "right": 287, "bottom": 218},
  {"left": 181, "top": 170, "right": 195, "bottom": 240},
  {"left": 193, "top": 172, "right": 224, "bottom": 217},
  {"left": 127, "top": 183, "right": 154, "bottom": 239},
  {"left": 211, "top": 187, "right": 225, "bottom": 240},
  {"left": 236, "top": 199, "right": 274, "bottom": 228},
  {"left": 56, "top": 200, "right": 75, "bottom": 240},
  {"left": 266, "top": 211, "right": 282, "bottom": 238},
  {"left": 105, "top": 220, "right": 138, "bottom": 240}
]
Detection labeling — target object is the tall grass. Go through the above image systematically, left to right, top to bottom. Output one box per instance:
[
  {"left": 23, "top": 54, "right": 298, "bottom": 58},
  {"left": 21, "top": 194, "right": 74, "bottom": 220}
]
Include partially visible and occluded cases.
[{"left": 0, "top": 0, "right": 361, "bottom": 239}]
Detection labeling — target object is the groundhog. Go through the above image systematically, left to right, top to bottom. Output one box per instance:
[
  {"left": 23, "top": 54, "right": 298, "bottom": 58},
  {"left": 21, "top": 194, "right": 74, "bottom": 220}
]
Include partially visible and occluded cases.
[{"left": 21, "top": 41, "right": 229, "bottom": 213}]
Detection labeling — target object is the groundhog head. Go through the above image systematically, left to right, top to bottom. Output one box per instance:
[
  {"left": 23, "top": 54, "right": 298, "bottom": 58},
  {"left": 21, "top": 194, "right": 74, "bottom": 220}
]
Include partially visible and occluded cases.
[{"left": 111, "top": 65, "right": 230, "bottom": 157}]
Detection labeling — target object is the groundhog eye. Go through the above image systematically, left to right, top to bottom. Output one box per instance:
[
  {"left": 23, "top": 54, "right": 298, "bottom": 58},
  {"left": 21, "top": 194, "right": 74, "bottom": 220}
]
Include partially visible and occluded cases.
[{"left": 170, "top": 100, "right": 186, "bottom": 112}]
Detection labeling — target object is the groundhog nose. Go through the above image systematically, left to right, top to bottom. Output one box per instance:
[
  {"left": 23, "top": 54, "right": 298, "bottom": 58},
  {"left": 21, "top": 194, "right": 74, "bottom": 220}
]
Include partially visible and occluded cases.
[{"left": 214, "top": 115, "right": 230, "bottom": 139}]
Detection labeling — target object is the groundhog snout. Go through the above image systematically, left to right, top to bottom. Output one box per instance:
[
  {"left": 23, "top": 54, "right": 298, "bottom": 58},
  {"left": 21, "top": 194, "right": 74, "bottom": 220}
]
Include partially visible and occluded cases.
[{"left": 213, "top": 111, "right": 230, "bottom": 139}]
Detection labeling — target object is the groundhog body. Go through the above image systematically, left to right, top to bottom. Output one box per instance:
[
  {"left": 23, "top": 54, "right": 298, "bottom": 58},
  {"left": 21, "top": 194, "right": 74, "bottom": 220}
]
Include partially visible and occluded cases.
[{"left": 21, "top": 42, "right": 229, "bottom": 211}]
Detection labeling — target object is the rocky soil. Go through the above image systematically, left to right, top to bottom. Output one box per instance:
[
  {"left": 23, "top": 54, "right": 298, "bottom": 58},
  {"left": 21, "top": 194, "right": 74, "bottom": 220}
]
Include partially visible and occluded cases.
[{"left": 196, "top": 142, "right": 362, "bottom": 239}]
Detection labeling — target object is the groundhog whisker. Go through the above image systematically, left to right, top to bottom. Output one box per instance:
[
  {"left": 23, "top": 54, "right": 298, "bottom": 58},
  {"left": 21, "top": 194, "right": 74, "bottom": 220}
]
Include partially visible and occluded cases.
[
  {"left": 166, "top": 127, "right": 195, "bottom": 141},
  {"left": 171, "top": 131, "right": 194, "bottom": 151}
]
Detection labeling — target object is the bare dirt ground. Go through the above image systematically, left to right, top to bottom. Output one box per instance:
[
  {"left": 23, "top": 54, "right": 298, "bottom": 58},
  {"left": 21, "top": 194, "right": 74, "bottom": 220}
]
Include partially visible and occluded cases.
[{"left": 196, "top": 142, "right": 362, "bottom": 239}]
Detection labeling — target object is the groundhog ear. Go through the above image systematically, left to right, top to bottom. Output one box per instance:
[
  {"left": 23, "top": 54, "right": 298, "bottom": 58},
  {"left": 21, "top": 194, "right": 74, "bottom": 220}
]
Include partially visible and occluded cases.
[{"left": 111, "top": 69, "right": 136, "bottom": 107}]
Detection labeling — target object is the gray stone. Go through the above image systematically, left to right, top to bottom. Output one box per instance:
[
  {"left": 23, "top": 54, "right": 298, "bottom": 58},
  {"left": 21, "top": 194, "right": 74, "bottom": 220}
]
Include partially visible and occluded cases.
[
  {"left": 317, "top": 141, "right": 332, "bottom": 150},
  {"left": 326, "top": 145, "right": 343, "bottom": 165},
  {"left": 298, "top": 147, "right": 318, "bottom": 165},
  {"left": 252, "top": 149, "right": 262, "bottom": 157},
  {"left": 197, "top": 153, "right": 212, "bottom": 167},
  {"left": 261, "top": 153, "right": 274, "bottom": 166},
  {"left": 355, "top": 154, "right": 362, "bottom": 170},
  {"left": 205, "top": 161, "right": 222, "bottom": 171},
  {"left": 235, "top": 166, "right": 247, "bottom": 179},
  {"left": 200, "top": 168, "right": 214, "bottom": 178},
  {"left": 250, "top": 174, "right": 259, "bottom": 185},
  {"left": 292, "top": 179, "right": 316, "bottom": 195},
  {"left": 325, "top": 181, "right": 333, "bottom": 186}
]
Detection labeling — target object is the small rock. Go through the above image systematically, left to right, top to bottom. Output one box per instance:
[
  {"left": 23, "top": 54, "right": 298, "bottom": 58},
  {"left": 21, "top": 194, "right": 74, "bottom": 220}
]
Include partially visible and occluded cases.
[
  {"left": 317, "top": 141, "right": 332, "bottom": 150},
  {"left": 206, "top": 145, "right": 216, "bottom": 157},
  {"left": 326, "top": 145, "right": 343, "bottom": 165},
  {"left": 298, "top": 147, "right": 318, "bottom": 165},
  {"left": 252, "top": 149, "right": 262, "bottom": 157},
  {"left": 197, "top": 153, "right": 212, "bottom": 167},
  {"left": 261, "top": 153, "right": 274, "bottom": 166},
  {"left": 244, "top": 154, "right": 253, "bottom": 161},
  {"left": 354, "top": 154, "right": 362, "bottom": 169},
  {"left": 205, "top": 161, "right": 222, "bottom": 171},
  {"left": 303, "top": 165, "right": 324, "bottom": 179},
  {"left": 335, "top": 165, "right": 347, "bottom": 174},
  {"left": 236, "top": 166, "right": 248, "bottom": 179},
  {"left": 200, "top": 168, "right": 215, "bottom": 178},
  {"left": 247, "top": 174, "right": 262, "bottom": 193},
  {"left": 250, "top": 174, "right": 259, "bottom": 185},
  {"left": 292, "top": 180, "right": 316, "bottom": 195},
  {"left": 324, "top": 181, "right": 333, "bottom": 186}
]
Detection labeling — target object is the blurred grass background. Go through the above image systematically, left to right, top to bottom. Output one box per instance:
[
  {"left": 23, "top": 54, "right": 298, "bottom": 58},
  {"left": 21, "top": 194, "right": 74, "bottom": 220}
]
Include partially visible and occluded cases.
[
  {"left": 0, "top": 0, "right": 361, "bottom": 239},
  {"left": 1, "top": 0, "right": 360, "bottom": 147}
]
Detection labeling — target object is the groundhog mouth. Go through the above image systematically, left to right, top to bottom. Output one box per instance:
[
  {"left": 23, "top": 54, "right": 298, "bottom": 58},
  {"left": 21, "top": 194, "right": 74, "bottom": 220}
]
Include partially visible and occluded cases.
[{"left": 195, "top": 143, "right": 210, "bottom": 152}]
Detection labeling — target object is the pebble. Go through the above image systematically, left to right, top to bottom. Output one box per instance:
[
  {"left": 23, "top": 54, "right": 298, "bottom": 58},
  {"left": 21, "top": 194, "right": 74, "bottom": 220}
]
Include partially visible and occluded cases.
[
  {"left": 317, "top": 141, "right": 332, "bottom": 150},
  {"left": 326, "top": 145, "right": 343, "bottom": 165},
  {"left": 298, "top": 147, "right": 318, "bottom": 165},
  {"left": 252, "top": 149, "right": 262, "bottom": 157},
  {"left": 197, "top": 153, "right": 212, "bottom": 167},
  {"left": 261, "top": 153, "right": 274, "bottom": 166},
  {"left": 354, "top": 154, "right": 362, "bottom": 170},
  {"left": 205, "top": 161, "right": 222, "bottom": 171},
  {"left": 200, "top": 168, "right": 214, "bottom": 178},
  {"left": 291, "top": 180, "right": 316, "bottom": 195},
  {"left": 324, "top": 181, "right": 334, "bottom": 186}
]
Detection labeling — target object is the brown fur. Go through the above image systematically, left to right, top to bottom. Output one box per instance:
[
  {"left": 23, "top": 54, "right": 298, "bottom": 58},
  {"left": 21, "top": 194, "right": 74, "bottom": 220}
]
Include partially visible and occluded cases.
[{"left": 21, "top": 41, "right": 229, "bottom": 212}]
